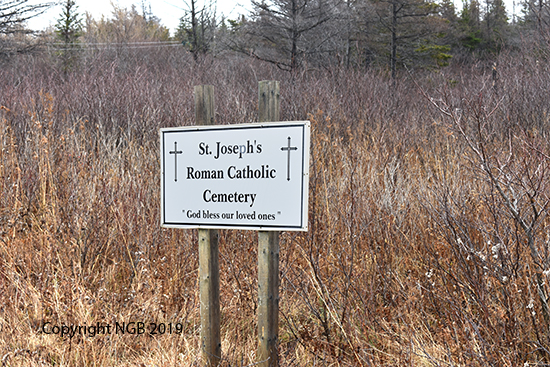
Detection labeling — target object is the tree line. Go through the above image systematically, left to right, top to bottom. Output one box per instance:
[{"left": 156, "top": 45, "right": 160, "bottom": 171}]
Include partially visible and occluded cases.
[{"left": 1, "top": 0, "right": 550, "bottom": 74}]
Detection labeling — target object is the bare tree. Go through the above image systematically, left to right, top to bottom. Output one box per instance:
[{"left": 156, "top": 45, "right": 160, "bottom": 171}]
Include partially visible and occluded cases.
[
  {"left": 0, "top": 0, "right": 53, "bottom": 57},
  {"left": 175, "top": 0, "right": 217, "bottom": 60},
  {"left": 235, "top": 0, "right": 345, "bottom": 72},
  {"left": 373, "top": 0, "right": 444, "bottom": 80},
  {"left": 521, "top": 0, "right": 550, "bottom": 43},
  {"left": 84, "top": 3, "right": 170, "bottom": 44},
  {"left": 424, "top": 86, "right": 550, "bottom": 363}
]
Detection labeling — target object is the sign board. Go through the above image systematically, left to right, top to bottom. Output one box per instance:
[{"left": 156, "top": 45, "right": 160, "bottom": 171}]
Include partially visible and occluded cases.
[{"left": 160, "top": 121, "right": 310, "bottom": 231}]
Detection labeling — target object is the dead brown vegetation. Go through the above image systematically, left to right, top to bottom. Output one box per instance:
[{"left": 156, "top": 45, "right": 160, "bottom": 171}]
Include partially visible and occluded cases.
[{"left": 1, "top": 49, "right": 550, "bottom": 366}]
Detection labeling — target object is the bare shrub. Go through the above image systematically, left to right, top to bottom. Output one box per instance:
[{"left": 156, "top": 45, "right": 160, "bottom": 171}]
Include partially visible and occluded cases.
[{"left": 1, "top": 48, "right": 550, "bottom": 365}]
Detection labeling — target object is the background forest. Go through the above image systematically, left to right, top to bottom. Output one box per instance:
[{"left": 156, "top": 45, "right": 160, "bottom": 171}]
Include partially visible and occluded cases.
[
  {"left": 1, "top": 0, "right": 549, "bottom": 72},
  {"left": 2, "top": 0, "right": 550, "bottom": 366}
]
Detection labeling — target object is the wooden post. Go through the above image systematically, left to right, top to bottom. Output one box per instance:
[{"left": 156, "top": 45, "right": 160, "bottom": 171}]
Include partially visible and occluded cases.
[
  {"left": 257, "top": 81, "right": 280, "bottom": 367},
  {"left": 195, "top": 85, "right": 221, "bottom": 367}
]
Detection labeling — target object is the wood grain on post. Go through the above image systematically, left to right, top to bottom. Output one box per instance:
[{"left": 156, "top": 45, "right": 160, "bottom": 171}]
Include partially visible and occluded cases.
[
  {"left": 257, "top": 81, "right": 280, "bottom": 367},
  {"left": 195, "top": 85, "right": 221, "bottom": 367}
]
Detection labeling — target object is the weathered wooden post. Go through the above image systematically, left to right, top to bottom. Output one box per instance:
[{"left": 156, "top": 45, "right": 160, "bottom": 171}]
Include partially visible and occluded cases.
[
  {"left": 257, "top": 80, "right": 280, "bottom": 367},
  {"left": 195, "top": 85, "right": 221, "bottom": 367}
]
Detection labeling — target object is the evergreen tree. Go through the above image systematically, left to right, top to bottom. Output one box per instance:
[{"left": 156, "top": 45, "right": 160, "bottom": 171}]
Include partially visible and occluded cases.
[
  {"left": 55, "top": 0, "right": 82, "bottom": 70},
  {"left": 353, "top": 0, "right": 380, "bottom": 70},
  {"left": 372, "top": 0, "right": 448, "bottom": 78},
  {"left": 437, "top": 0, "right": 462, "bottom": 53},
  {"left": 458, "top": 0, "right": 509, "bottom": 54},
  {"left": 459, "top": 0, "right": 483, "bottom": 51},
  {"left": 482, "top": 0, "right": 509, "bottom": 51}
]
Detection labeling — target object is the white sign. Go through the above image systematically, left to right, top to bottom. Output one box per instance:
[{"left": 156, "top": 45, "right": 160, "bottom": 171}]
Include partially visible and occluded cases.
[{"left": 160, "top": 121, "right": 310, "bottom": 231}]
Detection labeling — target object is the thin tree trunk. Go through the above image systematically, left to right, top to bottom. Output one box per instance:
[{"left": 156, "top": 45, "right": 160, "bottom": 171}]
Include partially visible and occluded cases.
[
  {"left": 191, "top": 0, "right": 198, "bottom": 61},
  {"left": 391, "top": 1, "right": 397, "bottom": 81}
]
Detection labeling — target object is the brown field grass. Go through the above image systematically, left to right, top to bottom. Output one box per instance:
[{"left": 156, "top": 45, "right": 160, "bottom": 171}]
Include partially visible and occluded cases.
[{"left": 1, "top": 48, "right": 550, "bottom": 366}]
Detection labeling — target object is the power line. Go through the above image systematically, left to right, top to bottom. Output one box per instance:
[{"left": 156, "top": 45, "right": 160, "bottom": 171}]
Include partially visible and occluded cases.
[
  {"left": 47, "top": 40, "right": 183, "bottom": 50},
  {"left": 49, "top": 40, "right": 181, "bottom": 46}
]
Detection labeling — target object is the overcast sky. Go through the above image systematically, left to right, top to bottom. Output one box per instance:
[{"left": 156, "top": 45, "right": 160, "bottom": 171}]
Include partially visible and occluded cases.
[{"left": 27, "top": 0, "right": 251, "bottom": 36}]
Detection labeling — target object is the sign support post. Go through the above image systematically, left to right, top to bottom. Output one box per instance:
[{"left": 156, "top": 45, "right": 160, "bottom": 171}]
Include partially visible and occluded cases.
[
  {"left": 257, "top": 81, "right": 280, "bottom": 367},
  {"left": 161, "top": 82, "right": 309, "bottom": 367},
  {"left": 195, "top": 85, "right": 221, "bottom": 366}
]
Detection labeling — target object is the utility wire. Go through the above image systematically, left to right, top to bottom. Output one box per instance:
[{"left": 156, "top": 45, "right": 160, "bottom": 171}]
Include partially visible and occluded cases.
[
  {"left": 49, "top": 40, "right": 181, "bottom": 46},
  {"left": 47, "top": 41, "right": 184, "bottom": 50}
]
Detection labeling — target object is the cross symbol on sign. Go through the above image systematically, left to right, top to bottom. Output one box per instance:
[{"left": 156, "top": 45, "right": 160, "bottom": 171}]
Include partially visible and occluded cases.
[
  {"left": 281, "top": 136, "right": 298, "bottom": 181},
  {"left": 169, "top": 141, "right": 183, "bottom": 182}
]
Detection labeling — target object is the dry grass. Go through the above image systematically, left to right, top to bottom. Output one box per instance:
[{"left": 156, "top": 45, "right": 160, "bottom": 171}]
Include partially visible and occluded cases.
[{"left": 1, "top": 48, "right": 550, "bottom": 366}]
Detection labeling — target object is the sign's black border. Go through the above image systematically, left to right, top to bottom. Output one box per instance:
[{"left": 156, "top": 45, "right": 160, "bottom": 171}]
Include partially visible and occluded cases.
[{"left": 160, "top": 122, "right": 309, "bottom": 231}]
